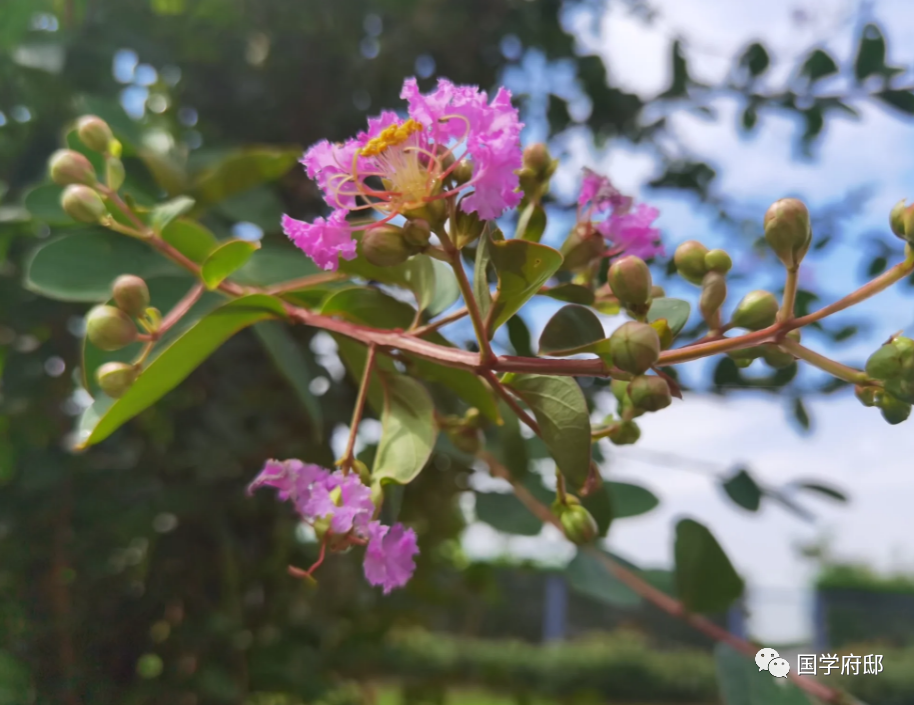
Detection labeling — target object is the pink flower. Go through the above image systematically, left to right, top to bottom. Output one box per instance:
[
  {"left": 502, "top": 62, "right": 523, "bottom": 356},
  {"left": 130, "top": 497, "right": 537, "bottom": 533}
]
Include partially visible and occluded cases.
[
  {"left": 284, "top": 77, "right": 523, "bottom": 270},
  {"left": 578, "top": 168, "right": 631, "bottom": 213},
  {"left": 596, "top": 204, "right": 664, "bottom": 260},
  {"left": 281, "top": 210, "right": 357, "bottom": 272},
  {"left": 247, "top": 458, "right": 326, "bottom": 508},
  {"left": 303, "top": 471, "right": 374, "bottom": 535},
  {"left": 363, "top": 521, "right": 419, "bottom": 594}
]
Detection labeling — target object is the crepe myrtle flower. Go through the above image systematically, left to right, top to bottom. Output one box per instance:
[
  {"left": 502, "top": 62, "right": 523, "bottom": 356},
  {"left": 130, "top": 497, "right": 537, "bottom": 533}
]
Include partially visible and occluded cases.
[
  {"left": 282, "top": 76, "right": 524, "bottom": 271},
  {"left": 576, "top": 167, "right": 664, "bottom": 261},
  {"left": 248, "top": 459, "right": 419, "bottom": 592}
]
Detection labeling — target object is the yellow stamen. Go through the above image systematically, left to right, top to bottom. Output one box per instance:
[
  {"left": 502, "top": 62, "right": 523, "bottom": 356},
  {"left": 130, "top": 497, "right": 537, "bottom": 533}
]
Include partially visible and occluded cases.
[{"left": 360, "top": 119, "right": 424, "bottom": 157}]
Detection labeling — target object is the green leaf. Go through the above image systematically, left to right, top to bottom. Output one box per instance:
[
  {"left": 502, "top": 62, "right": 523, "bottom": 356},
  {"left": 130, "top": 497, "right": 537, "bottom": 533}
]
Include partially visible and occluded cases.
[
  {"left": 854, "top": 23, "right": 902, "bottom": 83},
  {"left": 739, "top": 42, "right": 769, "bottom": 77},
  {"left": 800, "top": 49, "right": 839, "bottom": 81},
  {"left": 876, "top": 89, "right": 914, "bottom": 115},
  {"left": 191, "top": 147, "right": 300, "bottom": 205},
  {"left": 24, "top": 184, "right": 73, "bottom": 225},
  {"left": 215, "top": 185, "right": 285, "bottom": 232},
  {"left": 150, "top": 196, "right": 196, "bottom": 233},
  {"left": 515, "top": 202, "right": 547, "bottom": 242},
  {"left": 161, "top": 219, "right": 218, "bottom": 264},
  {"left": 473, "top": 229, "right": 494, "bottom": 322},
  {"left": 24, "top": 230, "right": 185, "bottom": 302},
  {"left": 488, "top": 238, "right": 563, "bottom": 333},
  {"left": 200, "top": 239, "right": 261, "bottom": 290},
  {"left": 233, "top": 242, "right": 321, "bottom": 287},
  {"left": 403, "top": 255, "right": 460, "bottom": 317},
  {"left": 540, "top": 283, "right": 595, "bottom": 305},
  {"left": 77, "top": 294, "right": 286, "bottom": 448},
  {"left": 647, "top": 297, "right": 691, "bottom": 335},
  {"left": 538, "top": 304, "right": 608, "bottom": 356},
  {"left": 507, "top": 315, "right": 534, "bottom": 358},
  {"left": 253, "top": 321, "right": 323, "bottom": 439},
  {"left": 372, "top": 373, "right": 437, "bottom": 485},
  {"left": 503, "top": 374, "right": 592, "bottom": 490},
  {"left": 792, "top": 397, "right": 811, "bottom": 431},
  {"left": 490, "top": 400, "right": 529, "bottom": 479},
  {"left": 721, "top": 468, "right": 762, "bottom": 512},
  {"left": 609, "top": 481, "right": 660, "bottom": 519},
  {"left": 796, "top": 482, "right": 847, "bottom": 503},
  {"left": 581, "top": 483, "right": 614, "bottom": 536},
  {"left": 474, "top": 492, "right": 542, "bottom": 536},
  {"left": 674, "top": 519, "right": 744, "bottom": 613},
  {"left": 565, "top": 549, "right": 641, "bottom": 607},
  {"left": 715, "top": 644, "right": 814, "bottom": 705},
  {"left": 0, "top": 651, "right": 32, "bottom": 705}
]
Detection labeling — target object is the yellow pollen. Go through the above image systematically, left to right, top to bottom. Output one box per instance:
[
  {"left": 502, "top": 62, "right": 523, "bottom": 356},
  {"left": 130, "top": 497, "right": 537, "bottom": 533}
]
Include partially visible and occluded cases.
[{"left": 359, "top": 119, "right": 424, "bottom": 157}]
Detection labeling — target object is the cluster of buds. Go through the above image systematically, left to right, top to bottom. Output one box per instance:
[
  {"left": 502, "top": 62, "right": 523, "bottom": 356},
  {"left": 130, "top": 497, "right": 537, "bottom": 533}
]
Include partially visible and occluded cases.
[
  {"left": 48, "top": 115, "right": 124, "bottom": 224},
  {"left": 517, "top": 143, "right": 558, "bottom": 204},
  {"left": 361, "top": 218, "right": 432, "bottom": 267},
  {"left": 86, "top": 275, "right": 155, "bottom": 398},
  {"left": 859, "top": 335, "right": 914, "bottom": 424},
  {"left": 551, "top": 493, "right": 598, "bottom": 545}
]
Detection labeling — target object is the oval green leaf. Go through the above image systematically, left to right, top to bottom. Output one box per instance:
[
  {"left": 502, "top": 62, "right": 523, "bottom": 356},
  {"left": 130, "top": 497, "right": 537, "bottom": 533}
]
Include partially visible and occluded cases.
[
  {"left": 191, "top": 147, "right": 300, "bottom": 205},
  {"left": 24, "top": 184, "right": 73, "bottom": 226},
  {"left": 150, "top": 196, "right": 196, "bottom": 233},
  {"left": 515, "top": 202, "right": 547, "bottom": 242},
  {"left": 161, "top": 219, "right": 218, "bottom": 264},
  {"left": 488, "top": 238, "right": 564, "bottom": 333},
  {"left": 200, "top": 239, "right": 261, "bottom": 290},
  {"left": 233, "top": 242, "right": 320, "bottom": 287},
  {"left": 403, "top": 255, "right": 460, "bottom": 317},
  {"left": 540, "top": 283, "right": 595, "bottom": 305},
  {"left": 77, "top": 294, "right": 286, "bottom": 448},
  {"left": 647, "top": 297, "right": 691, "bottom": 335},
  {"left": 539, "top": 304, "right": 608, "bottom": 356},
  {"left": 372, "top": 373, "right": 437, "bottom": 485},
  {"left": 503, "top": 373, "right": 592, "bottom": 490},
  {"left": 721, "top": 468, "right": 762, "bottom": 512},
  {"left": 608, "top": 481, "right": 660, "bottom": 519},
  {"left": 474, "top": 492, "right": 542, "bottom": 536},
  {"left": 674, "top": 518, "right": 744, "bottom": 614},
  {"left": 565, "top": 549, "right": 641, "bottom": 607},
  {"left": 715, "top": 644, "right": 814, "bottom": 705}
]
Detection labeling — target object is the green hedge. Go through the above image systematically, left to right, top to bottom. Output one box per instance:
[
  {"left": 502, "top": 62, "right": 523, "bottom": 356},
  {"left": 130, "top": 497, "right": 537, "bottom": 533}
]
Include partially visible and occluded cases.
[{"left": 817, "top": 564, "right": 914, "bottom": 594}]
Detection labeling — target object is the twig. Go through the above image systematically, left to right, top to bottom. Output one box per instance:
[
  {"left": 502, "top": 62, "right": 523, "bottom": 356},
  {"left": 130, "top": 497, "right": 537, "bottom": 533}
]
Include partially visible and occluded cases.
[
  {"left": 411, "top": 307, "right": 469, "bottom": 336},
  {"left": 339, "top": 344, "right": 377, "bottom": 473},
  {"left": 481, "top": 371, "right": 541, "bottom": 435}
]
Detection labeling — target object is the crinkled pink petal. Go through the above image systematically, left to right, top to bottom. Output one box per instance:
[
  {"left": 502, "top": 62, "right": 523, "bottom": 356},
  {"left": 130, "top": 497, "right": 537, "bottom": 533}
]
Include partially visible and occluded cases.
[
  {"left": 301, "top": 139, "right": 362, "bottom": 209},
  {"left": 578, "top": 168, "right": 632, "bottom": 214},
  {"left": 596, "top": 204, "right": 664, "bottom": 260},
  {"left": 282, "top": 210, "right": 357, "bottom": 272},
  {"left": 248, "top": 459, "right": 328, "bottom": 508},
  {"left": 302, "top": 471, "right": 374, "bottom": 534},
  {"left": 363, "top": 521, "right": 419, "bottom": 594}
]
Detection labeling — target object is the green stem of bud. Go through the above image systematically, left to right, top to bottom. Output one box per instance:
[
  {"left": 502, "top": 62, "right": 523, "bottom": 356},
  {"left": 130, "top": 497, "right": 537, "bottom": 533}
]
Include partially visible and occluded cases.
[
  {"left": 779, "top": 267, "right": 799, "bottom": 322},
  {"left": 778, "top": 337, "right": 868, "bottom": 384}
]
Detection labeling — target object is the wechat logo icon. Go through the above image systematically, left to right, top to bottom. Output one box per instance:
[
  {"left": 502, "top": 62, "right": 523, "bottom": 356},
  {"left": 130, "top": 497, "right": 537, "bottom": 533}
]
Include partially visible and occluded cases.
[{"left": 756, "top": 647, "right": 790, "bottom": 678}]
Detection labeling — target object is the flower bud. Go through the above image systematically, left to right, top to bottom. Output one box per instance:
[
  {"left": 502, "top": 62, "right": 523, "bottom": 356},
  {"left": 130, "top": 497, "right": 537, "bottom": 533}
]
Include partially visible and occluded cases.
[
  {"left": 77, "top": 115, "right": 115, "bottom": 153},
  {"left": 522, "top": 143, "right": 556, "bottom": 180},
  {"left": 49, "top": 149, "right": 96, "bottom": 186},
  {"left": 453, "top": 159, "right": 474, "bottom": 186},
  {"left": 61, "top": 184, "right": 107, "bottom": 223},
  {"left": 764, "top": 198, "right": 811, "bottom": 269},
  {"left": 890, "top": 199, "right": 908, "bottom": 240},
  {"left": 454, "top": 207, "right": 484, "bottom": 248},
  {"left": 402, "top": 219, "right": 431, "bottom": 249},
  {"left": 561, "top": 224, "right": 606, "bottom": 271},
  {"left": 362, "top": 226, "right": 419, "bottom": 267},
  {"left": 673, "top": 240, "right": 709, "bottom": 285},
  {"left": 705, "top": 249, "right": 732, "bottom": 274},
  {"left": 608, "top": 255, "right": 652, "bottom": 311},
  {"left": 699, "top": 272, "right": 727, "bottom": 327},
  {"left": 112, "top": 275, "right": 150, "bottom": 317},
  {"left": 651, "top": 285, "right": 666, "bottom": 298},
  {"left": 731, "top": 290, "right": 778, "bottom": 330},
  {"left": 86, "top": 305, "right": 138, "bottom": 351},
  {"left": 649, "top": 318, "right": 674, "bottom": 350},
  {"left": 609, "top": 321, "right": 661, "bottom": 375},
  {"left": 761, "top": 331, "right": 800, "bottom": 369},
  {"left": 865, "top": 336, "right": 914, "bottom": 381},
  {"left": 727, "top": 346, "right": 765, "bottom": 363},
  {"left": 96, "top": 362, "right": 138, "bottom": 399},
  {"left": 627, "top": 375, "right": 672, "bottom": 412},
  {"left": 855, "top": 384, "right": 881, "bottom": 408},
  {"left": 879, "top": 393, "right": 911, "bottom": 425},
  {"left": 608, "top": 420, "right": 640, "bottom": 446},
  {"left": 560, "top": 503, "right": 599, "bottom": 545}
]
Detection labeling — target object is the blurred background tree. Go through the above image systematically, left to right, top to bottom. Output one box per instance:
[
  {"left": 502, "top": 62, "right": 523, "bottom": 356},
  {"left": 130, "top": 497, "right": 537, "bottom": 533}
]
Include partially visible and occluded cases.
[{"left": 2, "top": 1, "right": 914, "bottom": 703}]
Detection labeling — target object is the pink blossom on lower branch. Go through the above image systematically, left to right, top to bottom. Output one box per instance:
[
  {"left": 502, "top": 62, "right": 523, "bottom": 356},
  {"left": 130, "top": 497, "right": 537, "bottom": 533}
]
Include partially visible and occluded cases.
[
  {"left": 281, "top": 211, "right": 357, "bottom": 272},
  {"left": 363, "top": 521, "right": 419, "bottom": 594}
]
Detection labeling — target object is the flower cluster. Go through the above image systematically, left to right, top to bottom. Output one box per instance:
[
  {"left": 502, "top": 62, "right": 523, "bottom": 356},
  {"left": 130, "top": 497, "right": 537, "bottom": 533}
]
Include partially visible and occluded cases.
[
  {"left": 283, "top": 77, "right": 524, "bottom": 271},
  {"left": 578, "top": 167, "right": 663, "bottom": 260},
  {"left": 249, "top": 459, "right": 418, "bottom": 593}
]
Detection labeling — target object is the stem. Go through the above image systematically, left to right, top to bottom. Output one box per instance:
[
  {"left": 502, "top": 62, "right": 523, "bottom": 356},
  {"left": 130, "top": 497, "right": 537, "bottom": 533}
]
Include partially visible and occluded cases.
[
  {"left": 779, "top": 267, "right": 799, "bottom": 322},
  {"left": 266, "top": 272, "right": 347, "bottom": 296},
  {"left": 158, "top": 283, "right": 205, "bottom": 336},
  {"left": 411, "top": 307, "right": 469, "bottom": 336},
  {"left": 778, "top": 338, "right": 868, "bottom": 384},
  {"left": 339, "top": 343, "right": 377, "bottom": 472},
  {"left": 482, "top": 371, "right": 541, "bottom": 435},
  {"left": 489, "top": 457, "right": 844, "bottom": 705}
]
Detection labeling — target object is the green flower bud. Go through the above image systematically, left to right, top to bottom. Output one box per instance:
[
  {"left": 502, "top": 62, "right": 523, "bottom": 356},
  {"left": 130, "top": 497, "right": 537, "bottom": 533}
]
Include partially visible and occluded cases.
[
  {"left": 77, "top": 115, "right": 115, "bottom": 153},
  {"left": 523, "top": 143, "right": 553, "bottom": 178},
  {"left": 49, "top": 149, "right": 97, "bottom": 186},
  {"left": 106, "top": 156, "right": 126, "bottom": 191},
  {"left": 453, "top": 159, "right": 474, "bottom": 186},
  {"left": 61, "top": 184, "right": 107, "bottom": 223},
  {"left": 402, "top": 192, "right": 447, "bottom": 226},
  {"left": 764, "top": 198, "right": 811, "bottom": 269},
  {"left": 890, "top": 199, "right": 907, "bottom": 240},
  {"left": 454, "top": 207, "right": 484, "bottom": 248},
  {"left": 402, "top": 219, "right": 431, "bottom": 249},
  {"left": 561, "top": 224, "right": 606, "bottom": 271},
  {"left": 362, "top": 226, "right": 419, "bottom": 267},
  {"left": 673, "top": 240, "right": 709, "bottom": 285},
  {"left": 705, "top": 249, "right": 732, "bottom": 274},
  {"left": 608, "top": 255, "right": 652, "bottom": 310},
  {"left": 699, "top": 271, "right": 727, "bottom": 326},
  {"left": 112, "top": 275, "right": 150, "bottom": 317},
  {"left": 651, "top": 285, "right": 666, "bottom": 299},
  {"left": 731, "top": 290, "right": 779, "bottom": 330},
  {"left": 86, "top": 305, "right": 138, "bottom": 351},
  {"left": 649, "top": 318, "right": 674, "bottom": 350},
  {"left": 609, "top": 321, "right": 661, "bottom": 375},
  {"left": 761, "top": 330, "right": 800, "bottom": 369},
  {"left": 865, "top": 337, "right": 914, "bottom": 381},
  {"left": 727, "top": 346, "right": 765, "bottom": 363},
  {"left": 96, "top": 362, "right": 138, "bottom": 399},
  {"left": 627, "top": 375, "right": 672, "bottom": 412},
  {"left": 884, "top": 377, "right": 914, "bottom": 405},
  {"left": 610, "top": 379, "right": 629, "bottom": 404},
  {"left": 854, "top": 384, "right": 881, "bottom": 408},
  {"left": 879, "top": 393, "right": 911, "bottom": 425},
  {"left": 608, "top": 420, "right": 640, "bottom": 446},
  {"left": 560, "top": 503, "right": 599, "bottom": 545}
]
